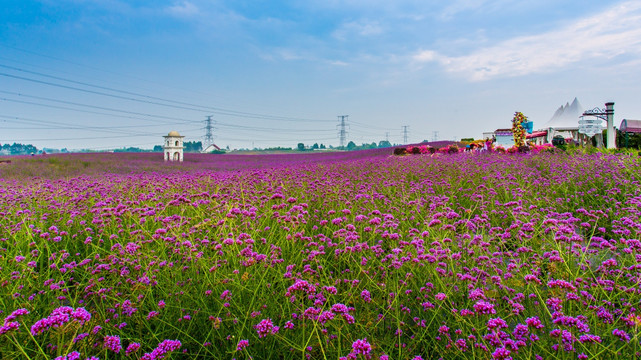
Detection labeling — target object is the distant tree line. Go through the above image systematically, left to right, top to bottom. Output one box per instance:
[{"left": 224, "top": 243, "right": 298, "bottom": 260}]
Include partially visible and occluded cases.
[
  {"left": 345, "top": 140, "right": 393, "bottom": 151},
  {"left": 153, "top": 141, "right": 203, "bottom": 153},
  {"left": 296, "top": 141, "right": 393, "bottom": 151},
  {"left": 0, "top": 143, "right": 39, "bottom": 155},
  {"left": 114, "top": 147, "right": 153, "bottom": 153}
]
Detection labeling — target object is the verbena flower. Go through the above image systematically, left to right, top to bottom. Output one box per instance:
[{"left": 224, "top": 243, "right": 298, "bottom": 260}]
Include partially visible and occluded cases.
[{"left": 104, "top": 335, "right": 122, "bottom": 353}]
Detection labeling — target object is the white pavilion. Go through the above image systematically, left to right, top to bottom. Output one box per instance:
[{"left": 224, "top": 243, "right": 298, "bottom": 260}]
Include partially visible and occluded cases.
[{"left": 163, "top": 130, "right": 185, "bottom": 162}]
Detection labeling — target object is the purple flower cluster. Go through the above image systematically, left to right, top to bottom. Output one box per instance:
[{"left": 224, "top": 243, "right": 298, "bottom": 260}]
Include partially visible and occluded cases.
[
  {"left": 473, "top": 300, "right": 496, "bottom": 315},
  {"left": 30, "top": 306, "right": 91, "bottom": 336},
  {"left": 1, "top": 308, "right": 29, "bottom": 335},
  {"left": 255, "top": 318, "right": 279, "bottom": 338},
  {"left": 104, "top": 335, "right": 122, "bottom": 353},
  {"left": 141, "top": 339, "right": 182, "bottom": 360},
  {"left": 236, "top": 339, "right": 249, "bottom": 351},
  {"left": 126, "top": 342, "right": 141, "bottom": 355}
]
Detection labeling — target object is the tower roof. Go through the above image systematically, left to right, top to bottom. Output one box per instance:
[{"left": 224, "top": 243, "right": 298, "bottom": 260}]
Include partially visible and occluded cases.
[{"left": 165, "top": 130, "right": 183, "bottom": 137}]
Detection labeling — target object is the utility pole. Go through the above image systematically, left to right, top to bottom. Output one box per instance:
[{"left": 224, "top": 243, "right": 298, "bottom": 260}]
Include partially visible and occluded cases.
[
  {"left": 204, "top": 115, "right": 215, "bottom": 149},
  {"left": 337, "top": 115, "right": 349, "bottom": 148},
  {"left": 402, "top": 125, "right": 409, "bottom": 144}
]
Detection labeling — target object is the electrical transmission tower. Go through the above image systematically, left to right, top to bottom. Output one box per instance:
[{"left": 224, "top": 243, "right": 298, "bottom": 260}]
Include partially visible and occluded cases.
[
  {"left": 203, "top": 115, "right": 216, "bottom": 150},
  {"left": 337, "top": 115, "right": 349, "bottom": 148},
  {"left": 402, "top": 125, "right": 409, "bottom": 144},
  {"left": 432, "top": 131, "right": 439, "bottom": 142},
  {"left": 385, "top": 132, "right": 390, "bottom": 142}
]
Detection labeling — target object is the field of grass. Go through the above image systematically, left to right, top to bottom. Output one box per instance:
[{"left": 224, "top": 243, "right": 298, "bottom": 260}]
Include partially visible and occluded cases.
[{"left": 1, "top": 150, "right": 640, "bottom": 359}]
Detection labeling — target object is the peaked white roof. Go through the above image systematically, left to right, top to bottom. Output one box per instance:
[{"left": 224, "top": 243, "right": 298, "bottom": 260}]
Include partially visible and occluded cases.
[{"left": 543, "top": 98, "right": 583, "bottom": 129}]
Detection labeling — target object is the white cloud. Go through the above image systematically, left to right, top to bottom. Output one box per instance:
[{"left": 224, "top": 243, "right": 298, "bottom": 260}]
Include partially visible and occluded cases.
[
  {"left": 166, "top": 1, "right": 199, "bottom": 17},
  {"left": 414, "top": 1, "right": 641, "bottom": 81}
]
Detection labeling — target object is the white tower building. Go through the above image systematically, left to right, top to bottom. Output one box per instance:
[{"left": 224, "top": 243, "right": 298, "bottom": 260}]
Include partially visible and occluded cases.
[{"left": 163, "top": 130, "right": 185, "bottom": 162}]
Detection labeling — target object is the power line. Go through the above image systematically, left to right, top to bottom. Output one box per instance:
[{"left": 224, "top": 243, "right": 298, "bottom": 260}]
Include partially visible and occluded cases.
[
  {"left": 0, "top": 44, "right": 240, "bottom": 102},
  {"left": 0, "top": 47, "right": 356, "bottom": 147},
  {"left": 0, "top": 65, "right": 334, "bottom": 123},
  {"left": 0, "top": 90, "right": 195, "bottom": 125},
  {"left": 0, "top": 92, "right": 336, "bottom": 134},
  {"left": 0, "top": 96, "right": 194, "bottom": 127},
  {"left": 0, "top": 114, "right": 185, "bottom": 136},
  {"left": 350, "top": 120, "right": 391, "bottom": 131},
  {"left": 0, "top": 133, "right": 161, "bottom": 142}
]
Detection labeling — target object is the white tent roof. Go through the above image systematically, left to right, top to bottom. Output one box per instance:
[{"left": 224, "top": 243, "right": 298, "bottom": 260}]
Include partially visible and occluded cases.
[{"left": 542, "top": 97, "right": 583, "bottom": 129}]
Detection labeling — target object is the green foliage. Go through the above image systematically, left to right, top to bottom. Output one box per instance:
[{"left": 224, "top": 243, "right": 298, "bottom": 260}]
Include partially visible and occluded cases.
[
  {"left": 616, "top": 130, "right": 641, "bottom": 149},
  {"left": 184, "top": 141, "right": 202, "bottom": 152},
  {"left": 346, "top": 141, "right": 357, "bottom": 150},
  {"left": 0, "top": 142, "right": 38, "bottom": 155},
  {"left": 113, "top": 147, "right": 149, "bottom": 152}
]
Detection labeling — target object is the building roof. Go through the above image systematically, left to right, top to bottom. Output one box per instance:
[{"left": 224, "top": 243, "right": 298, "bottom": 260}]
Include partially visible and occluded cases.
[
  {"left": 620, "top": 119, "right": 641, "bottom": 133},
  {"left": 494, "top": 128, "right": 512, "bottom": 136},
  {"left": 165, "top": 130, "right": 183, "bottom": 137},
  {"left": 527, "top": 131, "right": 547, "bottom": 139}
]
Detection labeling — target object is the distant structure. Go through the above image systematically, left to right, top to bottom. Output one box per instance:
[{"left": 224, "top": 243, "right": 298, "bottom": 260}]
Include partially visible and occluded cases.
[
  {"left": 541, "top": 97, "right": 583, "bottom": 143},
  {"left": 484, "top": 98, "right": 585, "bottom": 145},
  {"left": 202, "top": 115, "right": 219, "bottom": 153},
  {"left": 337, "top": 115, "right": 349, "bottom": 148},
  {"left": 619, "top": 118, "right": 641, "bottom": 148},
  {"left": 620, "top": 119, "right": 641, "bottom": 133},
  {"left": 402, "top": 125, "right": 409, "bottom": 144},
  {"left": 494, "top": 129, "right": 514, "bottom": 147},
  {"left": 163, "top": 130, "right": 184, "bottom": 162},
  {"left": 202, "top": 143, "right": 222, "bottom": 153}
]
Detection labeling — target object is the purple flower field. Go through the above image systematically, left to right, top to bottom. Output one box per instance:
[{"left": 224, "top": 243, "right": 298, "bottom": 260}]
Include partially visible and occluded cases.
[{"left": 1, "top": 150, "right": 640, "bottom": 359}]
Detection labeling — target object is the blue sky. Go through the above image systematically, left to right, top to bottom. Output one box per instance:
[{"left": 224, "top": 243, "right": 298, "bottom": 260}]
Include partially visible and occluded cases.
[{"left": 1, "top": 0, "right": 640, "bottom": 150}]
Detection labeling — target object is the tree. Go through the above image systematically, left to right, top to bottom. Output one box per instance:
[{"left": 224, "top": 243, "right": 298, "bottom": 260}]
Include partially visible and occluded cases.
[
  {"left": 378, "top": 140, "right": 392, "bottom": 148},
  {"left": 184, "top": 141, "right": 202, "bottom": 152},
  {"left": 346, "top": 141, "right": 357, "bottom": 150},
  {"left": 4, "top": 143, "right": 38, "bottom": 155},
  {"left": 297, "top": 143, "right": 305, "bottom": 151},
  {"left": 312, "top": 143, "right": 319, "bottom": 149},
  {"left": 320, "top": 144, "right": 326, "bottom": 149},
  {"left": 153, "top": 145, "right": 163, "bottom": 152}
]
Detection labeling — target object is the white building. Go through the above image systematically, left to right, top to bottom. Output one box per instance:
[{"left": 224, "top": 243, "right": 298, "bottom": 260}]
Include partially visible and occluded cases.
[
  {"left": 494, "top": 129, "right": 514, "bottom": 147},
  {"left": 163, "top": 130, "right": 185, "bottom": 162}
]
